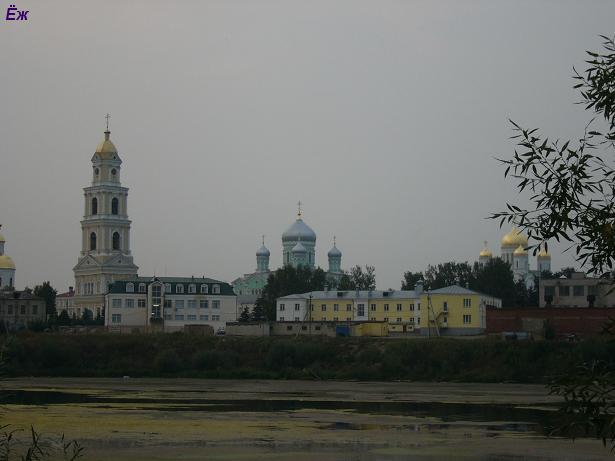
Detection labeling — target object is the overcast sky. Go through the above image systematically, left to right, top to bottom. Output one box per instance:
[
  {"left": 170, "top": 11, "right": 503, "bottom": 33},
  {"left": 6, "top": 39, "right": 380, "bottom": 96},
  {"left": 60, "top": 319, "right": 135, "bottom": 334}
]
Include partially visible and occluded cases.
[{"left": 1, "top": 0, "right": 614, "bottom": 291}]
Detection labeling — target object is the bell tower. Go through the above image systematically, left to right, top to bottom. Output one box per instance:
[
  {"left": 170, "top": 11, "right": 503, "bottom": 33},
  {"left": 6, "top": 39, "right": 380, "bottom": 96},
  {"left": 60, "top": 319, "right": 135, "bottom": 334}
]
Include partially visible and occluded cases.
[{"left": 73, "top": 117, "right": 138, "bottom": 318}]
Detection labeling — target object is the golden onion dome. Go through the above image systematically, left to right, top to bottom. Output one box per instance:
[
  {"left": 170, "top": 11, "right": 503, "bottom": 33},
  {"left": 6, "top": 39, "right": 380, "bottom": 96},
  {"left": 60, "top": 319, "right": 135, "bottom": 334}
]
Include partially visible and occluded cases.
[
  {"left": 95, "top": 131, "right": 118, "bottom": 159},
  {"left": 501, "top": 227, "right": 529, "bottom": 247},
  {"left": 0, "top": 232, "right": 5, "bottom": 243},
  {"left": 479, "top": 241, "right": 492, "bottom": 258},
  {"left": 513, "top": 244, "right": 527, "bottom": 256},
  {"left": 537, "top": 248, "right": 551, "bottom": 258},
  {"left": 0, "top": 255, "right": 15, "bottom": 270}
]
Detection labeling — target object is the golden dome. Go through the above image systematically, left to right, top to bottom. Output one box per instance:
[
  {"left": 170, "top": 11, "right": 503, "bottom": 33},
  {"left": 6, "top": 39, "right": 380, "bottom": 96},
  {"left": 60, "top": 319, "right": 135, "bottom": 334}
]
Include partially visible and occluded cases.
[
  {"left": 95, "top": 131, "right": 118, "bottom": 159},
  {"left": 501, "top": 227, "right": 528, "bottom": 247},
  {"left": 0, "top": 233, "right": 5, "bottom": 243},
  {"left": 479, "top": 241, "right": 492, "bottom": 258},
  {"left": 513, "top": 244, "right": 527, "bottom": 256},
  {"left": 538, "top": 248, "right": 551, "bottom": 258},
  {"left": 0, "top": 255, "right": 15, "bottom": 270}
]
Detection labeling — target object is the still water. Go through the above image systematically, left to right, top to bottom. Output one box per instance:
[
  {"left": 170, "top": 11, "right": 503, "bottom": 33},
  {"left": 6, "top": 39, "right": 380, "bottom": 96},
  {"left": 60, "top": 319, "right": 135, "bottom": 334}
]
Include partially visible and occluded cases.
[{"left": 0, "top": 378, "right": 609, "bottom": 460}]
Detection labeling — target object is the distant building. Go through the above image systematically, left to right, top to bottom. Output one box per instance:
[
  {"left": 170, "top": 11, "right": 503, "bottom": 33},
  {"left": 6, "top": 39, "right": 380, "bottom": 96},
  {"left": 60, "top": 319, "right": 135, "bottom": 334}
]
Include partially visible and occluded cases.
[
  {"left": 73, "top": 127, "right": 139, "bottom": 319},
  {"left": 233, "top": 206, "right": 344, "bottom": 308},
  {"left": 0, "top": 226, "right": 16, "bottom": 290},
  {"left": 479, "top": 227, "right": 552, "bottom": 288},
  {"left": 539, "top": 272, "right": 615, "bottom": 308},
  {"left": 105, "top": 277, "right": 237, "bottom": 333},
  {"left": 276, "top": 283, "right": 502, "bottom": 336},
  {"left": 56, "top": 287, "right": 77, "bottom": 317},
  {"left": 0, "top": 290, "right": 46, "bottom": 330}
]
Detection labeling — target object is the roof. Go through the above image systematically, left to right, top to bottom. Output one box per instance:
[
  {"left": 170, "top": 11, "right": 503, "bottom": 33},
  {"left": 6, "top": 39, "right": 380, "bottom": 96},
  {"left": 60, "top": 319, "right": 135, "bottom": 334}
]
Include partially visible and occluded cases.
[
  {"left": 95, "top": 131, "right": 119, "bottom": 159},
  {"left": 282, "top": 218, "right": 316, "bottom": 242},
  {"left": 327, "top": 245, "right": 342, "bottom": 257},
  {"left": 0, "top": 255, "right": 15, "bottom": 270},
  {"left": 108, "top": 276, "right": 235, "bottom": 296},
  {"left": 428, "top": 285, "right": 500, "bottom": 300},
  {"left": 278, "top": 289, "right": 419, "bottom": 300},
  {"left": 57, "top": 291, "right": 75, "bottom": 298}
]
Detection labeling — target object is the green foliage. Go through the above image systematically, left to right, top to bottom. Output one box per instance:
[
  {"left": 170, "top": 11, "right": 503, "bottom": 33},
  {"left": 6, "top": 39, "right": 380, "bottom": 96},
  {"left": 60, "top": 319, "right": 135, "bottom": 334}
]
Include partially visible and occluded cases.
[
  {"left": 471, "top": 258, "right": 517, "bottom": 306},
  {"left": 424, "top": 262, "right": 473, "bottom": 290},
  {"left": 257, "top": 265, "right": 328, "bottom": 320},
  {"left": 338, "top": 265, "right": 376, "bottom": 290},
  {"left": 401, "top": 271, "right": 423, "bottom": 290},
  {"left": 33, "top": 282, "right": 57, "bottom": 317},
  {"left": 238, "top": 306, "right": 251, "bottom": 322},
  {"left": 155, "top": 349, "right": 181, "bottom": 374},
  {"left": 0, "top": 425, "right": 84, "bottom": 461}
]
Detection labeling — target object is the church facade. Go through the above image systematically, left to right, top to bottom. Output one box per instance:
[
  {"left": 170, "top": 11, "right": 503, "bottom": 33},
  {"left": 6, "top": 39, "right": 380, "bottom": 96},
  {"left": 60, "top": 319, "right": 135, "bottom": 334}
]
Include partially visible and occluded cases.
[
  {"left": 72, "top": 128, "right": 139, "bottom": 318},
  {"left": 233, "top": 207, "right": 344, "bottom": 307},
  {"left": 478, "top": 227, "right": 552, "bottom": 288}
]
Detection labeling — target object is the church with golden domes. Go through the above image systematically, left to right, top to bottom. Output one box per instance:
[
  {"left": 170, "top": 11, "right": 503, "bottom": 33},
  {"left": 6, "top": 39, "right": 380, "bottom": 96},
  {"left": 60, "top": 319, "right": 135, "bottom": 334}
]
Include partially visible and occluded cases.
[
  {"left": 0, "top": 225, "right": 16, "bottom": 290},
  {"left": 479, "top": 227, "right": 551, "bottom": 288}
]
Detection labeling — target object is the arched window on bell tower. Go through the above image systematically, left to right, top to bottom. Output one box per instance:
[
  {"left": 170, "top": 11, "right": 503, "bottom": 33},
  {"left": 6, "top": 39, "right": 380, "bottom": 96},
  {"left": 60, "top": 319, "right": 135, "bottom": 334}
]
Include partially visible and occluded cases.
[
  {"left": 92, "top": 197, "right": 98, "bottom": 215},
  {"left": 111, "top": 198, "right": 119, "bottom": 215},
  {"left": 90, "top": 232, "right": 97, "bottom": 251},
  {"left": 112, "top": 232, "right": 120, "bottom": 251}
]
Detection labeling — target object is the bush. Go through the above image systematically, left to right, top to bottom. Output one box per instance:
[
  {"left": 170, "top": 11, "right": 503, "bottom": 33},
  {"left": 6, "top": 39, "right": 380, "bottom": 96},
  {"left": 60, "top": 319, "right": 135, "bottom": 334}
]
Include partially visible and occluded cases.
[{"left": 155, "top": 349, "right": 182, "bottom": 374}]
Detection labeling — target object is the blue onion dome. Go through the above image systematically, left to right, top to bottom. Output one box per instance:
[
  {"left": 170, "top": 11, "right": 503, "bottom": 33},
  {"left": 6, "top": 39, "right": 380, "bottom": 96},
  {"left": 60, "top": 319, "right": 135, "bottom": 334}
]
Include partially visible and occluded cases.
[
  {"left": 282, "top": 218, "right": 316, "bottom": 243},
  {"left": 292, "top": 240, "right": 307, "bottom": 254},
  {"left": 256, "top": 245, "right": 270, "bottom": 257},
  {"left": 328, "top": 245, "right": 342, "bottom": 258}
]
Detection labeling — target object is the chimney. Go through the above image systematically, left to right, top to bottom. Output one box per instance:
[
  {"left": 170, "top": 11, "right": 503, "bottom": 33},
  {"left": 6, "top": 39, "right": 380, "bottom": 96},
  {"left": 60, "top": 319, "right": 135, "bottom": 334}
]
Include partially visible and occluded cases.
[{"left": 69, "top": 286, "right": 75, "bottom": 296}]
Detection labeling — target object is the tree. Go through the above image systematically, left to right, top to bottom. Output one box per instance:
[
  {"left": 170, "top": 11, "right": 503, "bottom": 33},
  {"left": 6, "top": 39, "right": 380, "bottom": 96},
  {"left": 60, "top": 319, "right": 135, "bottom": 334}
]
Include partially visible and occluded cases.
[
  {"left": 493, "top": 35, "right": 615, "bottom": 447},
  {"left": 470, "top": 259, "right": 517, "bottom": 307},
  {"left": 424, "top": 262, "right": 473, "bottom": 290},
  {"left": 257, "top": 265, "right": 328, "bottom": 320},
  {"left": 338, "top": 265, "right": 376, "bottom": 290},
  {"left": 553, "top": 267, "right": 577, "bottom": 279},
  {"left": 401, "top": 271, "right": 423, "bottom": 290},
  {"left": 33, "top": 281, "right": 57, "bottom": 317},
  {"left": 238, "top": 305, "right": 251, "bottom": 322},
  {"left": 57, "top": 310, "right": 71, "bottom": 326}
]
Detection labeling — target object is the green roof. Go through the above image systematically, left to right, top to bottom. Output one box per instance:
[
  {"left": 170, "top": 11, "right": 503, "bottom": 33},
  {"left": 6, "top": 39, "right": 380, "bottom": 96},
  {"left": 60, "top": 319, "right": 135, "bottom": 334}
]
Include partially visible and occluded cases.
[{"left": 108, "top": 276, "right": 235, "bottom": 296}]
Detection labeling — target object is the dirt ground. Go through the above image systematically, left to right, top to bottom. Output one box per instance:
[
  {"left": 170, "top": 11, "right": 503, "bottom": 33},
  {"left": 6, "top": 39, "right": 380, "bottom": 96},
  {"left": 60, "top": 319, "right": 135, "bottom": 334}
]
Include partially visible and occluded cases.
[{"left": 0, "top": 378, "right": 610, "bottom": 460}]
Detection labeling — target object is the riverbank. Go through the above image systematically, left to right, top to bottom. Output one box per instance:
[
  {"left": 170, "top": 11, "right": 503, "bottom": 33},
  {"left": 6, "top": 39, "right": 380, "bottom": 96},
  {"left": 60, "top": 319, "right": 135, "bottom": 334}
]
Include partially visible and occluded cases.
[
  {"left": 3, "top": 333, "right": 612, "bottom": 383},
  {"left": 0, "top": 378, "right": 610, "bottom": 461}
]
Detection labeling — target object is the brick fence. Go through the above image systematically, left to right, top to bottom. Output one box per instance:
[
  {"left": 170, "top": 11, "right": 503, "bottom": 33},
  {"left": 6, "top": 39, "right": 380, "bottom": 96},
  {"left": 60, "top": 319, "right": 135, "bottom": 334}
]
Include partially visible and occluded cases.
[{"left": 486, "top": 307, "right": 615, "bottom": 336}]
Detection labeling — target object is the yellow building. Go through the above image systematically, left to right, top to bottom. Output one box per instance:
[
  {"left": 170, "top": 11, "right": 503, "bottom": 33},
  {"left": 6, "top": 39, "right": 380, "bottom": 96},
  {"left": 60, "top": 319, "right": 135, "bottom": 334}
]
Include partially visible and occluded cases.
[{"left": 420, "top": 285, "right": 501, "bottom": 336}]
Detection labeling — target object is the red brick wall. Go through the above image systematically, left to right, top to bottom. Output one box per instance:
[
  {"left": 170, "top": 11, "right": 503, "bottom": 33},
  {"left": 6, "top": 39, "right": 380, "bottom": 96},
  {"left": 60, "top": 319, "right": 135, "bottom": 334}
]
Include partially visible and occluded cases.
[{"left": 486, "top": 307, "right": 615, "bottom": 335}]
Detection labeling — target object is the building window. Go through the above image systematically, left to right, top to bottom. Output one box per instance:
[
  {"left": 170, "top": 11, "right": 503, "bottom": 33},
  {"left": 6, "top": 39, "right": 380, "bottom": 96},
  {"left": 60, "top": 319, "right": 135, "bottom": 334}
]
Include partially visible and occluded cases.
[
  {"left": 91, "top": 197, "right": 98, "bottom": 215},
  {"left": 111, "top": 197, "right": 119, "bottom": 215},
  {"left": 89, "top": 232, "right": 96, "bottom": 251},
  {"left": 112, "top": 232, "right": 120, "bottom": 251},
  {"left": 126, "top": 283, "right": 134, "bottom": 293},
  {"left": 138, "top": 283, "right": 146, "bottom": 293},
  {"left": 164, "top": 283, "right": 172, "bottom": 292},
  {"left": 176, "top": 284, "right": 184, "bottom": 294},
  {"left": 188, "top": 284, "right": 196, "bottom": 294},
  {"left": 200, "top": 284, "right": 208, "bottom": 294},
  {"left": 212, "top": 285, "right": 220, "bottom": 294},
  {"left": 573, "top": 285, "right": 585, "bottom": 297},
  {"left": 545, "top": 286, "right": 555, "bottom": 296},
  {"left": 559, "top": 286, "right": 570, "bottom": 296},
  {"left": 463, "top": 298, "right": 472, "bottom": 307},
  {"left": 112, "top": 299, "right": 122, "bottom": 308},
  {"left": 125, "top": 299, "right": 134, "bottom": 308},
  {"left": 138, "top": 299, "right": 146, "bottom": 308},
  {"left": 163, "top": 300, "right": 172, "bottom": 308},
  {"left": 175, "top": 300, "right": 184, "bottom": 309},
  {"left": 188, "top": 300, "right": 196, "bottom": 309},
  {"left": 200, "top": 300, "right": 209, "bottom": 309},
  {"left": 212, "top": 301, "right": 220, "bottom": 309},
  {"left": 443, "top": 301, "right": 448, "bottom": 312},
  {"left": 295, "top": 303, "right": 301, "bottom": 311},
  {"left": 410, "top": 303, "right": 414, "bottom": 311},
  {"left": 280, "top": 304, "right": 285, "bottom": 311},
  {"left": 321, "top": 304, "right": 327, "bottom": 312},
  {"left": 333, "top": 304, "right": 339, "bottom": 312},
  {"left": 346, "top": 304, "right": 352, "bottom": 311},
  {"left": 357, "top": 304, "right": 365, "bottom": 316},
  {"left": 370, "top": 304, "right": 376, "bottom": 311},
  {"left": 384, "top": 304, "right": 389, "bottom": 312},
  {"left": 396, "top": 304, "right": 402, "bottom": 311},
  {"left": 20, "top": 305, "right": 26, "bottom": 315},
  {"left": 32, "top": 305, "right": 38, "bottom": 315},
  {"left": 7, "top": 306, "right": 12, "bottom": 315},
  {"left": 111, "top": 314, "right": 121, "bottom": 323},
  {"left": 164, "top": 314, "right": 172, "bottom": 320},
  {"left": 175, "top": 314, "right": 184, "bottom": 321},
  {"left": 187, "top": 314, "right": 197, "bottom": 321},
  {"left": 211, "top": 314, "right": 220, "bottom": 321},
  {"left": 463, "top": 314, "right": 472, "bottom": 324},
  {"left": 200, "top": 315, "right": 208, "bottom": 321},
  {"left": 371, "top": 316, "right": 376, "bottom": 321},
  {"left": 280, "top": 317, "right": 285, "bottom": 321},
  {"left": 295, "top": 317, "right": 300, "bottom": 321},
  {"left": 322, "top": 317, "right": 326, "bottom": 321},
  {"left": 384, "top": 317, "right": 389, "bottom": 322},
  {"left": 396, "top": 317, "right": 402, "bottom": 323},
  {"left": 409, "top": 317, "right": 414, "bottom": 324},
  {"left": 417, "top": 317, "right": 421, "bottom": 325}
]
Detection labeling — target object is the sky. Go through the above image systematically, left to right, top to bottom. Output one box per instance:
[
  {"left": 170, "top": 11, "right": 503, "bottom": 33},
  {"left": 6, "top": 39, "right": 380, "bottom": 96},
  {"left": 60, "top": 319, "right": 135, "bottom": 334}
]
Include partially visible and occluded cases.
[{"left": 1, "top": 0, "right": 614, "bottom": 291}]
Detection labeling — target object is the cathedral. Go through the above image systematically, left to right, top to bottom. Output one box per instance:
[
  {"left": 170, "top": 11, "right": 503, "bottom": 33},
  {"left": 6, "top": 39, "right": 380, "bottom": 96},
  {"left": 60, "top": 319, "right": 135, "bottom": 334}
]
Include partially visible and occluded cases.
[
  {"left": 72, "top": 126, "right": 139, "bottom": 317},
  {"left": 233, "top": 205, "right": 344, "bottom": 305},
  {"left": 0, "top": 226, "right": 16, "bottom": 290},
  {"left": 478, "top": 227, "right": 551, "bottom": 288}
]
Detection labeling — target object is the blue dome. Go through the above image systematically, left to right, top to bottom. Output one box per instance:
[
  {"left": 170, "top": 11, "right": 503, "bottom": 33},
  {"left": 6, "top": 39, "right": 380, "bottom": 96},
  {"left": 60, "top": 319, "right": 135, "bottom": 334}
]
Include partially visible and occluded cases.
[
  {"left": 282, "top": 218, "right": 316, "bottom": 243},
  {"left": 256, "top": 245, "right": 270, "bottom": 257},
  {"left": 328, "top": 245, "right": 342, "bottom": 258}
]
